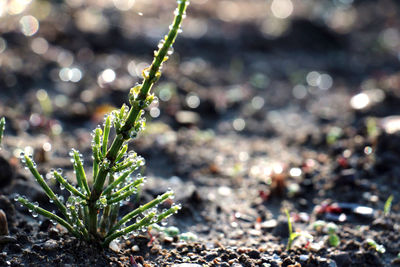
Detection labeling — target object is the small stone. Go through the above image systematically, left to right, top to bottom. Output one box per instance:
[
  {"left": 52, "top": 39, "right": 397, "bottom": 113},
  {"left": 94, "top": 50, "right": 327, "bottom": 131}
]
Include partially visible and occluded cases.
[
  {"left": 217, "top": 186, "right": 231, "bottom": 196},
  {"left": 0, "top": 196, "right": 15, "bottom": 225},
  {"left": 0, "top": 210, "right": 8, "bottom": 235},
  {"left": 371, "top": 217, "right": 393, "bottom": 230},
  {"left": 260, "top": 219, "right": 277, "bottom": 230},
  {"left": 48, "top": 227, "right": 60, "bottom": 239},
  {"left": 163, "top": 236, "right": 174, "bottom": 244},
  {"left": 43, "top": 239, "right": 58, "bottom": 251},
  {"left": 109, "top": 240, "right": 120, "bottom": 252},
  {"left": 131, "top": 245, "right": 140, "bottom": 252},
  {"left": 150, "top": 245, "right": 161, "bottom": 254},
  {"left": 247, "top": 249, "right": 260, "bottom": 259},
  {"left": 205, "top": 252, "right": 218, "bottom": 261},
  {"left": 330, "top": 252, "right": 352, "bottom": 266},
  {"left": 299, "top": 255, "right": 309, "bottom": 262}
]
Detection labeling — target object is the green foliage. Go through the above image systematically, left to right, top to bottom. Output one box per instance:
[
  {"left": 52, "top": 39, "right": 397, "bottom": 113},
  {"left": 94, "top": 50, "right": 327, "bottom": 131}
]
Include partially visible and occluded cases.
[
  {"left": 15, "top": 0, "right": 189, "bottom": 247},
  {"left": 0, "top": 117, "right": 5, "bottom": 147},
  {"left": 384, "top": 195, "right": 393, "bottom": 217},
  {"left": 285, "top": 209, "right": 313, "bottom": 250},
  {"left": 285, "top": 209, "right": 300, "bottom": 250},
  {"left": 327, "top": 223, "right": 340, "bottom": 247},
  {"left": 366, "top": 238, "right": 386, "bottom": 253}
]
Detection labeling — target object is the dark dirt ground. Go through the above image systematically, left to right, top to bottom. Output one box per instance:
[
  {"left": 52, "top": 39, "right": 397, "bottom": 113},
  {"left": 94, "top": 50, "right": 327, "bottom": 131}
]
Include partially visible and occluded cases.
[{"left": 1, "top": 0, "right": 400, "bottom": 266}]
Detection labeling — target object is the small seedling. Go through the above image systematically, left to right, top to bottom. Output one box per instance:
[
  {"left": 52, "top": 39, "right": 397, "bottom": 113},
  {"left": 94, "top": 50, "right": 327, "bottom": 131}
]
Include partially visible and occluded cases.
[
  {"left": 14, "top": 0, "right": 189, "bottom": 247},
  {"left": 0, "top": 117, "right": 5, "bottom": 147},
  {"left": 384, "top": 195, "right": 393, "bottom": 217},
  {"left": 285, "top": 209, "right": 312, "bottom": 250},
  {"left": 312, "top": 220, "right": 340, "bottom": 247},
  {"left": 327, "top": 223, "right": 340, "bottom": 247},
  {"left": 366, "top": 238, "right": 386, "bottom": 254}
]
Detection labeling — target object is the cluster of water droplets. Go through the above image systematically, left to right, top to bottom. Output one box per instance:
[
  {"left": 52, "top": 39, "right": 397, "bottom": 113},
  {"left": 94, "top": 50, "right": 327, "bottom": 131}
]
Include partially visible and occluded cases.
[
  {"left": 112, "top": 104, "right": 130, "bottom": 131},
  {"left": 69, "top": 149, "right": 84, "bottom": 165},
  {"left": 19, "top": 151, "right": 34, "bottom": 170},
  {"left": 102, "top": 158, "right": 111, "bottom": 170},
  {"left": 97, "top": 196, "right": 108, "bottom": 209}
]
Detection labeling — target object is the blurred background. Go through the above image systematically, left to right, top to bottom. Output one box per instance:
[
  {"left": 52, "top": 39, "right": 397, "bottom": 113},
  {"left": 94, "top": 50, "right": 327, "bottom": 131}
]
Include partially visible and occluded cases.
[{"left": 1, "top": 0, "right": 400, "bottom": 136}]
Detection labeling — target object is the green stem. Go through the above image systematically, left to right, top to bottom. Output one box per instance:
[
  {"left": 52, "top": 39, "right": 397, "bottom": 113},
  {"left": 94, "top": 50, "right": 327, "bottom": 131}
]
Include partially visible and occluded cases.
[
  {"left": 89, "top": 0, "right": 188, "bottom": 241},
  {"left": 102, "top": 115, "right": 111, "bottom": 157},
  {"left": 72, "top": 151, "right": 90, "bottom": 196},
  {"left": 24, "top": 156, "right": 71, "bottom": 222},
  {"left": 102, "top": 170, "right": 134, "bottom": 196},
  {"left": 53, "top": 171, "right": 87, "bottom": 199},
  {"left": 100, "top": 173, "right": 115, "bottom": 235},
  {"left": 107, "top": 178, "right": 144, "bottom": 200},
  {"left": 107, "top": 191, "right": 173, "bottom": 235},
  {"left": 18, "top": 197, "right": 80, "bottom": 238},
  {"left": 108, "top": 203, "right": 119, "bottom": 232},
  {"left": 70, "top": 207, "right": 90, "bottom": 240},
  {"left": 103, "top": 212, "right": 156, "bottom": 247}
]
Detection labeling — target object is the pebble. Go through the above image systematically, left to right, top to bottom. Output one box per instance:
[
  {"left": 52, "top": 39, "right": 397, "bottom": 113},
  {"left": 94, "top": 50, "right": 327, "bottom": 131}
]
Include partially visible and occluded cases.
[
  {"left": 217, "top": 186, "right": 231, "bottom": 196},
  {"left": 0, "top": 196, "right": 15, "bottom": 224},
  {"left": 0, "top": 209, "right": 8, "bottom": 235},
  {"left": 371, "top": 217, "right": 393, "bottom": 230},
  {"left": 260, "top": 219, "right": 277, "bottom": 230},
  {"left": 48, "top": 227, "right": 60, "bottom": 239},
  {"left": 43, "top": 239, "right": 58, "bottom": 251},
  {"left": 108, "top": 240, "right": 120, "bottom": 252},
  {"left": 131, "top": 245, "right": 140, "bottom": 252},
  {"left": 247, "top": 249, "right": 260, "bottom": 259},
  {"left": 204, "top": 252, "right": 218, "bottom": 261},
  {"left": 330, "top": 252, "right": 352, "bottom": 266},
  {"left": 299, "top": 255, "right": 309, "bottom": 262}
]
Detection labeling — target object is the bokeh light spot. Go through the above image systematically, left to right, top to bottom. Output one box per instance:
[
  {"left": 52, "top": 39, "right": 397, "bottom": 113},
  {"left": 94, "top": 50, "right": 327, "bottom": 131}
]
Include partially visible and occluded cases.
[
  {"left": 271, "top": 0, "right": 293, "bottom": 19},
  {"left": 19, "top": 15, "right": 39, "bottom": 36}
]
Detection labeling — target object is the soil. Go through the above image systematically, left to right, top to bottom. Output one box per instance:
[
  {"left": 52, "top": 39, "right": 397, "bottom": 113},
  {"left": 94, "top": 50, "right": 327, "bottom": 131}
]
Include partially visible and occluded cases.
[{"left": 1, "top": 0, "right": 400, "bottom": 266}]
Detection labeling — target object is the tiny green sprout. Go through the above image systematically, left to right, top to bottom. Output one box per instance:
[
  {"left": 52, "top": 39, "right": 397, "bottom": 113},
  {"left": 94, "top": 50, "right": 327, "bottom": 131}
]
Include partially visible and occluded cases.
[
  {"left": 15, "top": 0, "right": 189, "bottom": 248},
  {"left": 0, "top": 117, "right": 5, "bottom": 147},
  {"left": 384, "top": 195, "right": 393, "bottom": 217},
  {"left": 285, "top": 209, "right": 313, "bottom": 250},
  {"left": 327, "top": 223, "right": 340, "bottom": 247},
  {"left": 151, "top": 224, "right": 180, "bottom": 237},
  {"left": 179, "top": 231, "right": 198, "bottom": 241},
  {"left": 328, "top": 232, "right": 340, "bottom": 247},
  {"left": 366, "top": 238, "right": 386, "bottom": 254}
]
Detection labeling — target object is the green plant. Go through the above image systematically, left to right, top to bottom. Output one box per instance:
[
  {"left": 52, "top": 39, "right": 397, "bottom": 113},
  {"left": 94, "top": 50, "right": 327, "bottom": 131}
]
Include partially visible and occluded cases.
[
  {"left": 15, "top": 0, "right": 189, "bottom": 247},
  {"left": 0, "top": 117, "right": 5, "bottom": 147},
  {"left": 384, "top": 195, "right": 393, "bottom": 217},
  {"left": 285, "top": 209, "right": 313, "bottom": 250},
  {"left": 285, "top": 209, "right": 299, "bottom": 250},
  {"left": 327, "top": 223, "right": 340, "bottom": 247},
  {"left": 366, "top": 238, "right": 386, "bottom": 253}
]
